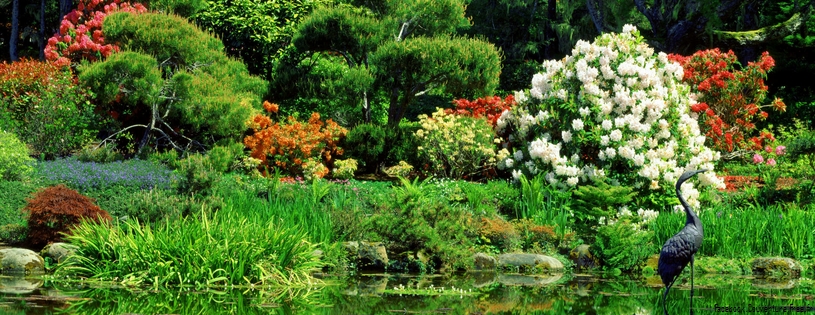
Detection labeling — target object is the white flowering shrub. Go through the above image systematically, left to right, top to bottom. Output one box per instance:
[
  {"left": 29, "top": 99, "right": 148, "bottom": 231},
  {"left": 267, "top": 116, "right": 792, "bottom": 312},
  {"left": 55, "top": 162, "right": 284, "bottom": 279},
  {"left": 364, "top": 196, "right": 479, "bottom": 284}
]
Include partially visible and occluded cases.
[
  {"left": 496, "top": 25, "right": 724, "bottom": 211},
  {"left": 416, "top": 108, "right": 508, "bottom": 179}
]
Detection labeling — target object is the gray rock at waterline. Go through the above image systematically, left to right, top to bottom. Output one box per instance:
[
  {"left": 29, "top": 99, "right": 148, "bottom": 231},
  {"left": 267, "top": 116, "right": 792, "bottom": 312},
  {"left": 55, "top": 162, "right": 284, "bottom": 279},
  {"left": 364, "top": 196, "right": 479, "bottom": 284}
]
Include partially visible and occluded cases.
[
  {"left": 344, "top": 241, "right": 389, "bottom": 271},
  {"left": 40, "top": 242, "right": 79, "bottom": 264},
  {"left": 0, "top": 248, "right": 45, "bottom": 275},
  {"left": 473, "top": 253, "right": 497, "bottom": 270},
  {"left": 498, "top": 253, "right": 563, "bottom": 273},
  {"left": 751, "top": 257, "right": 802, "bottom": 278},
  {"left": 0, "top": 276, "right": 43, "bottom": 294},
  {"left": 752, "top": 277, "right": 797, "bottom": 290}
]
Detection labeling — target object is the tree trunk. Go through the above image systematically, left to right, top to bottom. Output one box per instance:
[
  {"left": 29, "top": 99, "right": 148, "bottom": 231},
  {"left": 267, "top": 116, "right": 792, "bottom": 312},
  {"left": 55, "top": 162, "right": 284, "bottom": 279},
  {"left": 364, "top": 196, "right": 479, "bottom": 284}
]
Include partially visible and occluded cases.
[
  {"left": 10, "top": 0, "right": 20, "bottom": 61},
  {"left": 39, "top": 0, "right": 46, "bottom": 60},
  {"left": 59, "top": 0, "right": 73, "bottom": 25},
  {"left": 545, "top": 0, "right": 557, "bottom": 59},
  {"left": 586, "top": 0, "right": 605, "bottom": 34}
]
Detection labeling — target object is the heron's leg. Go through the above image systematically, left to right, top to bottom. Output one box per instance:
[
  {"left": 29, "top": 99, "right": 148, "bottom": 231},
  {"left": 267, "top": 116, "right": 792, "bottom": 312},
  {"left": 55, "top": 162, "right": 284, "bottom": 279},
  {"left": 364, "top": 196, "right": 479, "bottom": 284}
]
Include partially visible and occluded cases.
[
  {"left": 690, "top": 255, "right": 695, "bottom": 315},
  {"left": 663, "top": 285, "right": 670, "bottom": 315}
]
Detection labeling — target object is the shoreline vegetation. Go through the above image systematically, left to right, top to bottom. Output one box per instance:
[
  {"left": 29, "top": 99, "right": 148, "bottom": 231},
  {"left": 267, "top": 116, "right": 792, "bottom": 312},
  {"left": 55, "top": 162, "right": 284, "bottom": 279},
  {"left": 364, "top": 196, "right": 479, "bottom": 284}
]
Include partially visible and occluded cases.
[{"left": 1, "top": 0, "right": 813, "bottom": 299}]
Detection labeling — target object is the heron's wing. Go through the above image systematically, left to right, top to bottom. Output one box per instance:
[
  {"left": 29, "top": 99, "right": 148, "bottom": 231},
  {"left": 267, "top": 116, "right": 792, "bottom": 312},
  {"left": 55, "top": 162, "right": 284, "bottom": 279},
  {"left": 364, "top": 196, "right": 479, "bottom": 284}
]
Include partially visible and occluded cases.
[{"left": 658, "top": 229, "right": 699, "bottom": 286}]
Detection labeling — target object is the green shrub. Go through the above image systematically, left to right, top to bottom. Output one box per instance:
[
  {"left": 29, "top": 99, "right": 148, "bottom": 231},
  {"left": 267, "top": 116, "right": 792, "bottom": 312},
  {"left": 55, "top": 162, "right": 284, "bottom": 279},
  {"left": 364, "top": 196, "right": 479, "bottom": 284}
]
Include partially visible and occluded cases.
[
  {"left": 146, "top": 0, "right": 206, "bottom": 17},
  {"left": 81, "top": 12, "right": 268, "bottom": 151},
  {"left": 0, "top": 59, "right": 97, "bottom": 158},
  {"left": 414, "top": 109, "right": 501, "bottom": 179},
  {"left": 384, "top": 120, "right": 422, "bottom": 169},
  {"left": 344, "top": 123, "right": 388, "bottom": 172},
  {"left": 0, "top": 131, "right": 35, "bottom": 181},
  {"left": 208, "top": 142, "right": 245, "bottom": 173},
  {"left": 75, "top": 144, "right": 124, "bottom": 163},
  {"left": 176, "top": 154, "right": 220, "bottom": 195},
  {"left": 0, "top": 180, "right": 41, "bottom": 232},
  {"left": 99, "top": 188, "right": 224, "bottom": 224},
  {"left": 594, "top": 221, "right": 654, "bottom": 272}
]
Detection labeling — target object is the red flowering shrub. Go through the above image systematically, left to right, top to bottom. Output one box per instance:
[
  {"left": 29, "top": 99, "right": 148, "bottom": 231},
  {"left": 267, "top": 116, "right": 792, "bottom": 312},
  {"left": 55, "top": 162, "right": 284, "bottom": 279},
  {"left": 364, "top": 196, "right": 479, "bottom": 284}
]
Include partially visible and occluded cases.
[
  {"left": 44, "top": 0, "right": 147, "bottom": 67},
  {"left": 668, "top": 49, "right": 786, "bottom": 155},
  {"left": 0, "top": 59, "right": 96, "bottom": 158},
  {"left": 447, "top": 95, "right": 515, "bottom": 128},
  {"left": 244, "top": 102, "right": 348, "bottom": 179},
  {"left": 24, "top": 185, "right": 112, "bottom": 246}
]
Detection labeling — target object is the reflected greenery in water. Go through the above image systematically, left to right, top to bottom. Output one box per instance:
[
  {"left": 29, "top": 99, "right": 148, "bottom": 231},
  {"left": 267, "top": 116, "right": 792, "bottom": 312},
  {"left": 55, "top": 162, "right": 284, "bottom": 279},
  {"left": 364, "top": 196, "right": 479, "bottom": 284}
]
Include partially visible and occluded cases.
[{"left": 1, "top": 274, "right": 812, "bottom": 314}]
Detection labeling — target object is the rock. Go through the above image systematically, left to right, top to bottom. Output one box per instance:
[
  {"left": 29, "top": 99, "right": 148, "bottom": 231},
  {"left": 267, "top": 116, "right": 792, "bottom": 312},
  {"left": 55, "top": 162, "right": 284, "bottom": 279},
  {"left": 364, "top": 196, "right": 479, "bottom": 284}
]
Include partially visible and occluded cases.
[
  {"left": 40, "top": 242, "right": 79, "bottom": 264},
  {"left": 357, "top": 242, "right": 389, "bottom": 271},
  {"left": 569, "top": 245, "right": 599, "bottom": 269},
  {"left": 0, "top": 248, "right": 45, "bottom": 275},
  {"left": 473, "top": 253, "right": 497, "bottom": 270},
  {"left": 497, "top": 253, "right": 564, "bottom": 273},
  {"left": 751, "top": 257, "right": 802, "bottom": 278},
  {"left": 497, "top": 274, "right": 562, "bottom": 286},
  {"left": 0, "top": 276, "right": 43, "bottom": 294}
]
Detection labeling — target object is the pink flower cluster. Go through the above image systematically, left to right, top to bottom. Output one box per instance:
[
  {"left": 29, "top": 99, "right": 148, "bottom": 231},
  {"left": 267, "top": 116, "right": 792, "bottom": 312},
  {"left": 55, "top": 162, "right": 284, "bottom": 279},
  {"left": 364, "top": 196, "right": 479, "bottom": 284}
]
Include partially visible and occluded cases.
[
  {"left": 44, "top": 0, "right": 147, "bottom": 67},
  {"left": 752, "top": 145, "right": 786, "bottom": 166}
]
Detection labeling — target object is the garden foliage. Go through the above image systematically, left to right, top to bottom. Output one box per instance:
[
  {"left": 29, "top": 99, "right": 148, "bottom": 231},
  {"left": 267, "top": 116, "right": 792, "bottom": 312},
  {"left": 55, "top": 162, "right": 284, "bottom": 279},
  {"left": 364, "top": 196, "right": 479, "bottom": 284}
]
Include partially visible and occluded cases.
[
  {"left": 45, "top": 0, "right": 148, "bottom": 67},
  {"left": 281, "top": 0, "right": 501, "bottom": 125},
  {"left": 80, "top": 12, "right": 267, "bottom": 150},
  {"left": 497, "top": 25, "right": 724, "bottom": 211},
  {"left": 668, "top": 49, "right": 786, "bottom": 156},
  {"left": 0, "top": 59, "right": 97, "bottom": 158},
  {"left": 244, "top": 103, "right": 347, "bottom": 179},
  {"left": 415, "top": 108, "right": 504, "bottom": 179},
  {"left": 0, "top": 130, "right": 34, "bottom": 181},
  {"left": 24, "top": 184, "right": 112, "bottom": 246}
]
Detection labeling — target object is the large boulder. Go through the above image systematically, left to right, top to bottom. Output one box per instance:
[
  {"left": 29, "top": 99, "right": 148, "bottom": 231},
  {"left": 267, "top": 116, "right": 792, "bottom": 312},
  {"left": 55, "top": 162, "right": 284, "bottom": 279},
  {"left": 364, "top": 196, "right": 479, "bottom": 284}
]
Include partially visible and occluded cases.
[
  {"left": 344, "top": 241, "right": 389, "bottom": 271},
  {"left": 40, "top": 242, "right": 79, "bottom": 264},
  {"left": 0, "top": 248, "right": 45, "bottom": 275},
  {"left": 473, "top": 253, "right": 497, "bottom": 270},
  {"left": 498, "top": 253, "right": 563, "bottom": 273},
  {"left": 751, "top": 257, "right": 802, "bottom": 278}
]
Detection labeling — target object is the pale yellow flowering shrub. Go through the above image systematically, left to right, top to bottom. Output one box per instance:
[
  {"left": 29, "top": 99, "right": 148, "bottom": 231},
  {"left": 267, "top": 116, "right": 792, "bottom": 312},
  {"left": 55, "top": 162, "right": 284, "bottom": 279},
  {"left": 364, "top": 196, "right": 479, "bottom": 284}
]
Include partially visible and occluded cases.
[
  {"left": 415, "top": 108, "right": 504, "bottom": 179},
  {"left": 332, "top": 158, "right": 358, "bottom": 180},
  {"left": 384, "top": 161, "right": 414, "bottom": 178}
]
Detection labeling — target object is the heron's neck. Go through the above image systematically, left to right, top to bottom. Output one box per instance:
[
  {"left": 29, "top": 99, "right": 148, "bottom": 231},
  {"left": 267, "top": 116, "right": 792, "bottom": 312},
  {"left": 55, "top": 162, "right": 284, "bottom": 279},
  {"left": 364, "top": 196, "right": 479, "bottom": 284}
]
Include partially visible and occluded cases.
[{"left": 678, "top": 188, "right": 702, "bottom": 228}]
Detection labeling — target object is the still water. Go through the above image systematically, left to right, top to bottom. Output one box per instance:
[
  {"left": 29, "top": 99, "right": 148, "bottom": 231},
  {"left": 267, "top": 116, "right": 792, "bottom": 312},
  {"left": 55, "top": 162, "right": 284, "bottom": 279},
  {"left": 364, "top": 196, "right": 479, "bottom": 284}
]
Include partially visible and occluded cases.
[{"left": 1, "top": 272, "right": 812, "bottom": 314}]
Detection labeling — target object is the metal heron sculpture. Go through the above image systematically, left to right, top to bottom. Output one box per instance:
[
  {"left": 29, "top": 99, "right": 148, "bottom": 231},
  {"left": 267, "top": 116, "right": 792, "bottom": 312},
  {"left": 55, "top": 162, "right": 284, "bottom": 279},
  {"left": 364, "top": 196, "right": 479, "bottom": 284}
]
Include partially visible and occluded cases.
[{"left": 658, "top": 169, "right": 708, "bottom": 315}]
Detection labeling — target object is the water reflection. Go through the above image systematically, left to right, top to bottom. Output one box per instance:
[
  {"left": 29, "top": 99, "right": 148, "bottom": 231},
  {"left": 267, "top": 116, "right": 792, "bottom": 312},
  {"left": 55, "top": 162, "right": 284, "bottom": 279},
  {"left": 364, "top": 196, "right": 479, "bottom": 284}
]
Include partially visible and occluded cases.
[{"left": 0, "top": 273, "right": 811, "bottom": 314}]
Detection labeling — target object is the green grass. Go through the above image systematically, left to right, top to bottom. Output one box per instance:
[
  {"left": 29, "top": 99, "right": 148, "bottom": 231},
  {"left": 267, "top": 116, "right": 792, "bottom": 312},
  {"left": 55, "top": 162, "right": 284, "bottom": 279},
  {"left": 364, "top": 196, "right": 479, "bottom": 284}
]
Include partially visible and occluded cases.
[
  {"left": 652, "top": 202, "right": 815, "bottom": 259},
  {"left": 55, "top": 205, "right": 323, "bottom": 288}
]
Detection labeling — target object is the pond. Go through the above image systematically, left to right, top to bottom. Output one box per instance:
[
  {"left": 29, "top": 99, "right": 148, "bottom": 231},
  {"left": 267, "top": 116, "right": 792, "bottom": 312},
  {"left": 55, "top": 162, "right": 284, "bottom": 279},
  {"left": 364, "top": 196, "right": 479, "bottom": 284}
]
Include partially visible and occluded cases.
[{"left": 1, "top": 272, "right": 813, "bottom": 314}]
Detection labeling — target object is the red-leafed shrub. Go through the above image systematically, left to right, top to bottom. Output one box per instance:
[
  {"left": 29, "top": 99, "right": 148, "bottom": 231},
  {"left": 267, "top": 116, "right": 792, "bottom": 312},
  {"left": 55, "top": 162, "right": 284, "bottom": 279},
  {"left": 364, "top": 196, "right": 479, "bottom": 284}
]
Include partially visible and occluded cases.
[
  {"left": 44, "top": 0, "right": 147, "bottom": 67},
  {"left": 668, "top": 49, "right": 786, "bottom": 156},
  {"left": 447, "top": 95, "right": 515, "bottom": 128},
  {"left": 244, "top": 102, "right": 348, "bottom": 180},
  {"left": 24, "top": 185, "right": 112, "bottom": 246}
]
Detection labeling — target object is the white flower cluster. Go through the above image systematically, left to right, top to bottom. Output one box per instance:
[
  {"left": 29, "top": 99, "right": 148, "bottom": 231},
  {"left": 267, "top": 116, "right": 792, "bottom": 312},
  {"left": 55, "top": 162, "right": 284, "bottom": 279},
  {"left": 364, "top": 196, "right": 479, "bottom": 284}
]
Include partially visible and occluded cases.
[{"left": 497, "top": 25, "right": 724, "bottom": 208}]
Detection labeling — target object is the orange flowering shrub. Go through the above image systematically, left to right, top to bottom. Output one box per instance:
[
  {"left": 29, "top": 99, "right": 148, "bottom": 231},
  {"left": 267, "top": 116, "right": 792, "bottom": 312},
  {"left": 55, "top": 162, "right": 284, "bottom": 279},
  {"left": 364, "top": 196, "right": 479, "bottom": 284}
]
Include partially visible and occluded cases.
[{"left": 244, "top": 102, "right": 347, "bottom": 179}]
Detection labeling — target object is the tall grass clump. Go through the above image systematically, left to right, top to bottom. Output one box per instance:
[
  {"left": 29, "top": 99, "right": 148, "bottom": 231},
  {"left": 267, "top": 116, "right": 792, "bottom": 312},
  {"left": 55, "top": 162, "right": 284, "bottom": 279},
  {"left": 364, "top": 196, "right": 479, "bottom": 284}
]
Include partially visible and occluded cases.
[
  {"left": 516, "top": 174, "right": 572, "bottom": 237},
  {"left": 652, "top": 202, "right": 815, "bottom": 259},
  {"left": 55, "top": 207, "right": 322, "bottom": 287}
]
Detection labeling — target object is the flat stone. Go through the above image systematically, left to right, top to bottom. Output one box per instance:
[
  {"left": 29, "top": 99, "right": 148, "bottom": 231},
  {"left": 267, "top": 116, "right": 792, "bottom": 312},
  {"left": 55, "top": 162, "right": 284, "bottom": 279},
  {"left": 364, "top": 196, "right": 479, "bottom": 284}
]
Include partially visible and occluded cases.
[
  {"left": 40, "top": 242, "right": 79, "bottom": 264},
  {"left": 0, "top": 248, "right": 45, "bottom": 275},
  {"left": 473, "top": 253, "right": 496, "bottom": 270},
  {"left": 498, "top": 253, "right": 564, "bottom": 273},
  {"left": 751, "top": 257, "right": 802, "bottom": 278}
]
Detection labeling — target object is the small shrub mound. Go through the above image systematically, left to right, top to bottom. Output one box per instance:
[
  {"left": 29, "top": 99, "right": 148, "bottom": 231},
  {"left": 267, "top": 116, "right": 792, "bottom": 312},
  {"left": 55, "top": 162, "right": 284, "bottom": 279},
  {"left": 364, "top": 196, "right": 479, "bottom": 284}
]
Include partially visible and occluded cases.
[{"left": 24, "top": 185, "right": 112, "bottom": 246}]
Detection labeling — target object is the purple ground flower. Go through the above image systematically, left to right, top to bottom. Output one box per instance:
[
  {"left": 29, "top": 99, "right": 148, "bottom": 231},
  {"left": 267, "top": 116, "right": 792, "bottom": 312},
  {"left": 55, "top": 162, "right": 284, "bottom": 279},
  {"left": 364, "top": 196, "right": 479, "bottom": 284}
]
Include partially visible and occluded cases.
[{"left": 36, "top": 157, "right": 177, "bottom": 191}]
